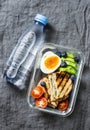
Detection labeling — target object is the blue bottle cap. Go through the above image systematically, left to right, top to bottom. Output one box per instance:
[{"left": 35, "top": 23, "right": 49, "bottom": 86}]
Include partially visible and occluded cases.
[{"left": 34, "top": 14, "right": 48, "bottom": 26}]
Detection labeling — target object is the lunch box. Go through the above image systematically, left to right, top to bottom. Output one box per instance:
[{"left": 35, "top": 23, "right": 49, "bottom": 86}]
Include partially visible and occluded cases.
[{"left": 27, "top": 43, "right": 85, "bottom": 117}]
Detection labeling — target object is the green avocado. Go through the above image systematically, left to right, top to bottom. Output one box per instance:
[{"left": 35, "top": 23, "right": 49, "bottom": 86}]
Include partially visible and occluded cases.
[
  {"left": 67, "top": 52, "right": 75, "bottom": 59},
  {"left": 61, "top": 57, "right": 75, "bottom": 63},
  {"left": 65, "top": 60, "right": 77, "bottom": 69},
  {"left": 59, "top": 66, "right": 77, "bottom": 75}
]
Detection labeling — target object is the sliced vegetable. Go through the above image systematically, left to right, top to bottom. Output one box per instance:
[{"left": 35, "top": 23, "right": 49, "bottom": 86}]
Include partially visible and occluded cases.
[
  {"left": 67, "top": 52, "right": 74, "bottom": 58},
  {"left": 61, "top": 57, "right": 75, "bottom": 63},
  {"left": 60, "top": 60, "right": 77, "bottom": 69},
  {"left": 65, "top": 61, "right": 77, "bottom": 69},
  {"left": 59, "top": 66, "right": 77, "bottom": 75},
  {"left": 31, "top": 86, "right": 44, "bottom": 98},
  {"left": 35, "top": 97, "right": 48, "bottom": 108},
  {"left": 58, "top": 99, "right": 69, "bottom": 111}
]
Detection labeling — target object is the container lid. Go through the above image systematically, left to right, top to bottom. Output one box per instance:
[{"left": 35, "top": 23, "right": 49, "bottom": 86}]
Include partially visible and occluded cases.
[{"left": 34, "top": 14, "right": 48, "bottom": 26}]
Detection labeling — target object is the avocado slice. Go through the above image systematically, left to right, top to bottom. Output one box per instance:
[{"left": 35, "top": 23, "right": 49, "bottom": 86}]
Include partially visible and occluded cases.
[
  {"left": 67, "top": 52, "right": 75, "bottom": 59},
  {"left": 61, "top": 57, "right": 75, "bottom": 63},
  {"left": 65, "top": 60, "right": 77, "bottom": 69},
  {"left": 59, "top": 66, "right": 77, "bottom": 75}
]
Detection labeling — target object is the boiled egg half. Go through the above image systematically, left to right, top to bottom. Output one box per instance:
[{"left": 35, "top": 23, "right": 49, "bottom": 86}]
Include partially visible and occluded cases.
[{"left": 40, "top": 51, "right": 61, "bottom": 74}]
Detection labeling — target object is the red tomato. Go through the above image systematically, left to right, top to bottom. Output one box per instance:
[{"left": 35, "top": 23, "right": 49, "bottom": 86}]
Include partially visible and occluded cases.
[
  {"left": 31, "top": 86, "right": 44, "bottom": 99},
  {"left": 35, "top": 97, "right": 48, "bottom": 108},
  {"left": 58, "top": 99, "right": 69, "bottom": 111}
]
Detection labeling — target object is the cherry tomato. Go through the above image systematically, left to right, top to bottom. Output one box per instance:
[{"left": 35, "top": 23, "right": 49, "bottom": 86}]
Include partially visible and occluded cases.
[
  {"left": 31, "top": 86, "right": 44, "bottom": 99},
  {"left": 35, "top": 97, "right": 48, "bottom": 108},
  {"left": 58, "top": 99, "right": 69, "bottom": 111}
]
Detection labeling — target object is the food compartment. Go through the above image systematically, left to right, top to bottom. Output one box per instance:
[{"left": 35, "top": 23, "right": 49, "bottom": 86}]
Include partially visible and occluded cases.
[{"left": 27, "top": 43, "right": 85, "bottom": 116}]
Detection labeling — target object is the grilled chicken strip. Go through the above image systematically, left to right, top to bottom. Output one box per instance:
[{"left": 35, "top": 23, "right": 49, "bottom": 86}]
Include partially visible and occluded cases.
[
  {"left": 56, "top": 71, "right": 66, "bottom": 87},
  {"left": 48, "top": 72, "right": 66, "bottom": 101},
  {"left": 58, "top": 73, "right": 70, "bottom": 94},
  {"left": 48, "top": 74, "right": 55, "bottom": 101},
  {"left": 59, "top": 78, "right": 72, "bottom": 98},
  {"left": 65, "top": 83, "right": 73, "bottom": 97},
  {"left": 48, "top": 101, "right": 58, "bottom": 108}
]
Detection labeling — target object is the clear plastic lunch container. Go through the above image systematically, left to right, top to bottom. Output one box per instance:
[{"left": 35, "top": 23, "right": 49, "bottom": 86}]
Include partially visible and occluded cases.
[{"left": 27, "top": 43, "right": 85, "bottom": 117}]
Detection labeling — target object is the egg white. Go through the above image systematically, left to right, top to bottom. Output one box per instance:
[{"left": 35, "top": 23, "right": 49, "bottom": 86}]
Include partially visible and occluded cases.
[{"left": 40, "top": 51, "right": 61, "bottom": 74}]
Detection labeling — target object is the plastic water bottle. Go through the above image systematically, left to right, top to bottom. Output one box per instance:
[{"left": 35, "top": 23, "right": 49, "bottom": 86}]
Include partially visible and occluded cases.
[{"left": 3, "top": 14, "right": 48, "bottom": 89}]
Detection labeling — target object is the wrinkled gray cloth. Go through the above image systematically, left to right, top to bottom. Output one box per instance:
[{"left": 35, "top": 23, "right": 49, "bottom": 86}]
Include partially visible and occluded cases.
[{"left": 0, "top": 0, "right": 90, "bottom": 130}]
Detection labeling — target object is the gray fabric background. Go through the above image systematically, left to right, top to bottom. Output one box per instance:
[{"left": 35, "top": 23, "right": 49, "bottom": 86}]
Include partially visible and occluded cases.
[{"left": 0, "top": 0, "right": 90, "bottom": 130}]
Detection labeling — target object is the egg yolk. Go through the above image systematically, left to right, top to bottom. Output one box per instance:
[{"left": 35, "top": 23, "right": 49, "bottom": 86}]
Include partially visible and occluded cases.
[{"left": 44, "top": 56, "right": 60, "bottom": 70}]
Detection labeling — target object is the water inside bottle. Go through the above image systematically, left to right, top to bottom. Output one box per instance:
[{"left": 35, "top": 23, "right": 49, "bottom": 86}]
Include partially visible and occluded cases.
[{"left": 6, "top": 31, "right": 36, "bottom": 78}]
